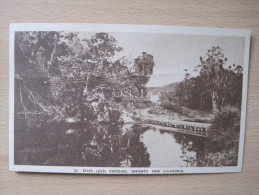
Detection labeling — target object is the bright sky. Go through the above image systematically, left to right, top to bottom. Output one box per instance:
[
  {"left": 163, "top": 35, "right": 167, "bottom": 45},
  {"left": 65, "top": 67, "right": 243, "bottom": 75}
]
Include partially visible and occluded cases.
[{"left": 79, "top": 32, "right": 245, "bottom": 87}]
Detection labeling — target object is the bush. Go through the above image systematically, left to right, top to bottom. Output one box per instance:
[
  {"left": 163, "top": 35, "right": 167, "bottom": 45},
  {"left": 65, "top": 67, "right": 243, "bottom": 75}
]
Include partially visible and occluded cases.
[
  {"left": 113, "top": 96, "right": 122, "bottom": 103},
  {"left": 132, "top": 99, "right": 152, "bottom": 109},
  {"left": 161, "top": 102, "right": 183, "bottom": 114},
  {"left": 147, "top": 106, "right": 167, "bottom": 115},
  {"left": 198, "top": 106, "right": 241, "bottom": 167},
  {"left": 208, "top": 106, "right": 240, "bottom": 151},
  {"left": 211, "top": 106, "right": 240, "bottom": 133},
  {"left": 108, "top": 110, "right": 121, "bottom": 123},
  {"left": 199, "top": 147, "right": 238, "bottom": 167}
]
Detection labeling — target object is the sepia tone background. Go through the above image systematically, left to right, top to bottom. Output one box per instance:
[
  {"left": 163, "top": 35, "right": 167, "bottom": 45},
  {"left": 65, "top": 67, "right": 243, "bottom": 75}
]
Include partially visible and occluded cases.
[{"left": 0, "top": 0, "right": 258, "bottom": 194}]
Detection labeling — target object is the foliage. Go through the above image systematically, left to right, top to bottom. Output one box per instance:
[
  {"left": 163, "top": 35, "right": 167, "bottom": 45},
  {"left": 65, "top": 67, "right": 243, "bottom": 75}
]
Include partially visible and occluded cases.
[
  {"left": 14, "top": 31, "right": 155, "bottom": 166},
  {"left": 15, "top": 31, "right": 155, "bottom": 126},
  {"left": 15, "top": 32, "right": 242, "bottom": 168},
  {"left": 159, "top": 46, "right": 243, "bottom": 112},
  {"left": 194, "top": 46, "right": 243, "bottom": 111},
  {"left": 157, "top": 47, "right": 242, "bottom": 167},
  {"left": 132, "top": 52, "right": 155, "bottom": 97},
  {"left": 133, "top": 52, "right": 154, "bottom": 76},
  {"left": 133, "top": 99, "right": 153, "bottom": 109},
  {"left": 161, "top": 102, "right": 183, "bottom": 114},
  {"left": 196, "top": 106, "right": 241, "bottom": 166},
  {"left": 208, "top": 106, "right": 240, "bottom": 151},
  {"left": 198, "top": 147, "right": 238, "bottom": 166}
]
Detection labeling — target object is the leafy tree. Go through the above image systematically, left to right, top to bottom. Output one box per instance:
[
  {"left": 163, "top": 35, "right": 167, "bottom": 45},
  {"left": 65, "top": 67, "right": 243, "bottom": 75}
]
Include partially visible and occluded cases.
[
  {"left": 15, "top": 31, "right": 64, "bottom": 78},
  {"left": 52, "top": 33, "right": 126, "bottom": 123},
  {"left": 195, "top": 46, "right": 243, "bottom": 111},
  {"left": 132, "top": 52, "right": 155, "bottom": 97}
]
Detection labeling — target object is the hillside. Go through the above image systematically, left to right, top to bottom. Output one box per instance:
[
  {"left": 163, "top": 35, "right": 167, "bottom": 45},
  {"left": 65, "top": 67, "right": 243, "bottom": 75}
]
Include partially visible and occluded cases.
[
  {"left": 145, "top": 81, "right": 213, "bottom": 122},
  {"left": 147, "top": 82, "right": 180, "bottom": 103}
]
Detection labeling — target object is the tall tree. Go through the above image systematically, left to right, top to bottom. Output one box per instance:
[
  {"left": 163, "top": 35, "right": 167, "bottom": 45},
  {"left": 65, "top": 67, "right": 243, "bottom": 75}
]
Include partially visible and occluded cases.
[
  {"left": 196, "top": 46, "right": 243, "bottom": 111},
  {"left": 196, "top": 46, "right": 227, "bottom": 111},
  {"left": 133, "top": 52, "right": 155, "bottom": 97}
]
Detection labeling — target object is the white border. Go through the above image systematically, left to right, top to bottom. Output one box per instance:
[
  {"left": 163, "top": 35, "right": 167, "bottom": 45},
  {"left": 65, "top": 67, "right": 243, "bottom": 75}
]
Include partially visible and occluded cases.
[{"left": 9, "top": 23, "right": 250, "bottom": 174}]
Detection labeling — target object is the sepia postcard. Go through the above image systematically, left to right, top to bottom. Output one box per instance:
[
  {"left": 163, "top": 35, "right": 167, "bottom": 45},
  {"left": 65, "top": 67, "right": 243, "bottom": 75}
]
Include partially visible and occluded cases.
[{"left": 9, "top": 23, "right": 250, "bottom": 174}]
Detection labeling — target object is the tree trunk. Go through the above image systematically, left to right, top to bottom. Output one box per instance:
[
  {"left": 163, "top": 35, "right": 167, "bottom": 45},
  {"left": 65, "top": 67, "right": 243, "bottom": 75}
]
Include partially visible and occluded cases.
[
  {"left": 47, "top": 43, "right": 57, "bottom": 77},
  {"left": 84, "top": 73, "right": 89, "bottom": 95},
  {"left": 141, "top": 89, "right": 144, "bottom": 98},
  {"left": 212, "top": 91, "right": 218, "bottom": 112},
  {"left": 200, "top": 94, "right": 203, "bottom": 111}
]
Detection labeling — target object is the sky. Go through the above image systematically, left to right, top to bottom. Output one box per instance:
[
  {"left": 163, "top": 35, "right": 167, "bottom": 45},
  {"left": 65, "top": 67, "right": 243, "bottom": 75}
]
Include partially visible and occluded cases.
[{"left": 79, "top": 32, "right": 245, "bottom": 87}]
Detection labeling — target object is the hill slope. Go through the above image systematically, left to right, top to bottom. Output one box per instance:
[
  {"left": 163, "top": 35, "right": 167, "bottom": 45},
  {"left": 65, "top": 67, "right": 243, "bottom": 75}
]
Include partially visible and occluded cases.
[{"left": 147, "top": 82, "right": 180, "bottom": 103}]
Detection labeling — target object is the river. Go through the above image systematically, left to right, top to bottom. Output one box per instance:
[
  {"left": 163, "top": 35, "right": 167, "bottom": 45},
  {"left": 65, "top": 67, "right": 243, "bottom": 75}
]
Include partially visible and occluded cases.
[{"left": 15, "top": 120, "right": 206, "bottom": 167}]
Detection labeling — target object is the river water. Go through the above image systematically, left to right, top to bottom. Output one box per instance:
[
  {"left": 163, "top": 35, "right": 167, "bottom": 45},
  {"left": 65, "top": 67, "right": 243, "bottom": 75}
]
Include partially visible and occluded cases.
[
  {"left": 15, "top": 121, "right": 206, "bottom": 167},
  {"left": 141, "top": 127, "right": 207, "bottom": 167},
  {"left": 141, "top": 129, "right": 197, "bottom": 167}
]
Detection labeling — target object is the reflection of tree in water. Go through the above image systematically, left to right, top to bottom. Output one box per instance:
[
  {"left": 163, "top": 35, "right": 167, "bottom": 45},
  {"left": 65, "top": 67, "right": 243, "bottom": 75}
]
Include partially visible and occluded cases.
[
  {"left": 15, "top": 121, "right": 151, "bottom": 167},
  {"left": 80, "top": 123, "right": 151, "bottom": 167},
  {"left": 124, "top": 126, "right": 151, "bottom": 167},
  {"left": 173, "top": 132, "right": 206, "bottom": 167}
]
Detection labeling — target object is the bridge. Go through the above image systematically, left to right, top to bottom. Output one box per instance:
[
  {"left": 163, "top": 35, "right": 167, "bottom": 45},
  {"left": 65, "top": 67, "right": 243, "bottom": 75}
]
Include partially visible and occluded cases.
[{"left": 140, "top": 119, "right": 210, "bottom": 137}]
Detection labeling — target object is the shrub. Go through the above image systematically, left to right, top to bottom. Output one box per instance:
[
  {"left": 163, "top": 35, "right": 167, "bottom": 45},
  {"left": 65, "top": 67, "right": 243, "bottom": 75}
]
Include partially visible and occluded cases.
[
  {"left": 132, "top": 99, "right": 152, "bottom": 109},
  {"left": 161, "top": 102, "right": 183, "bottom": 114},
  {"left": 147, "top": 106, "right": 167, "bottom": 115},
  {"left": 208, "top": 106, "right": 240, "bottom": 151},
  {"left": 211, "top": 106, "right": 240, "bottom": 133},
  {"left": 108, "top": 110, "right": 121, "bottom": 123},
  {"left": 198, "top": 147, "right": 238, "bottom": 167}
]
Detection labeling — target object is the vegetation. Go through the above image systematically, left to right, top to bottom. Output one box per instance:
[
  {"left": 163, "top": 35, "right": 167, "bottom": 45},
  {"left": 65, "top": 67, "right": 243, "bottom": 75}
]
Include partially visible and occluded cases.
[
  {"left": 14, "top": 31, "right": 154, "bottom": 166},
  {"left": 15, "top": 31, "right": 243, "bottom": 168},
  {"left": 15, "top": 32, "right": 155, "bottom": 126},
  {"left": 158, "top": 46, "right": 243, "bottom": 166},
  {"left": 159, "top": 46, "right": 243, "bottom": 112},
  {"left": 200, "top": 106, "right": 240, "bottom": 166}
]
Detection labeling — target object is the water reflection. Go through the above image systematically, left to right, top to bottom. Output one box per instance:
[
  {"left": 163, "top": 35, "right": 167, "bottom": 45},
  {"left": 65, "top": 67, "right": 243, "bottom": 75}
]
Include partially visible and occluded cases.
[
  {"left": 15, "top": 121, "right": 205, "bottom": 167},
  {"left": 57, "top": 123, "right": 204, "bottom": 167},
  {"left": 78, "top": 123, "right": 151, "bottom": 167},
  {"left": 140, "top": 129, "right": 204, "bottom": 167}
]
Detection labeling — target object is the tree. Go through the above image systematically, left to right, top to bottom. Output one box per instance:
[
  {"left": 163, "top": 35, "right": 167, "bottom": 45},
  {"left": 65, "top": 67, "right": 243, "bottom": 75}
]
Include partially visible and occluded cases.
[
  {"left": 15, "top": 31, "right": 63, "bottom": 78},
  {"left": 15, "top": 32, "right": 79, "bottom": 123},
  {"left": 84, "top": 32, "right": 122, "bottom": 69},
  {"left": 52, "top": 33, "right": 125, "bottom": 123},
  {"left": 195, "top": 46, "right": 243, "bottom": 111},
  {"left": 196, "top": 46, "right": 228, "bottom": 111},
  {"left": 133, "top": 52, "right": 155, "bottom": 97}
]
